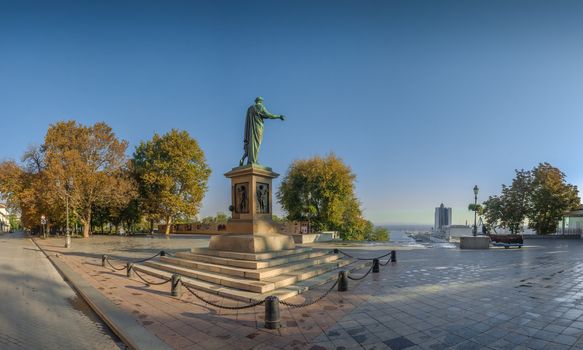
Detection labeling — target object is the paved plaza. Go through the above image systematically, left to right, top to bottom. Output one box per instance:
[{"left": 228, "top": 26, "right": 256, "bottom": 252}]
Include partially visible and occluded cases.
[
  {"left": 0, "top": 232, "right": 124, "bottom": 350},
  {"left": 28, "top": 235, "right": 583, "bottom": 350}
]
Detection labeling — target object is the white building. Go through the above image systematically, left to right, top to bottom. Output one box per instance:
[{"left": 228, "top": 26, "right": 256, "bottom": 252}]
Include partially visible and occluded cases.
[
  {"left": 434, "top": 203, "right": 452, "bottom": 231},
  {"left": 0, "top": 204, "right": 10, "bottom": 232},
  {"left": 560, "top": 206, "right": 583, "bottom": 234}
]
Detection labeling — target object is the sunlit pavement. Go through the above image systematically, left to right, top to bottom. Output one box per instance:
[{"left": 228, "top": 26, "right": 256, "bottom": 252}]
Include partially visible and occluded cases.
[
  {"left": 0, "top": 232, "right": 124, "bottom": 350},
  {"left": 34, "top": 235, "right": 583, "bottom": 350}
]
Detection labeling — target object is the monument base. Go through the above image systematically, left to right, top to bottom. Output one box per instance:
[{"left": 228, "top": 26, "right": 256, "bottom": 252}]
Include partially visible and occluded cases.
[
  {"left": 227, "top": 218, "right": 280, "bottom": 235},
  {"left": 209, "top": 233, "right": 296, "bottom": 253},
  {"left": 460, "top": 236, "right": 491, "bottom": 249}
]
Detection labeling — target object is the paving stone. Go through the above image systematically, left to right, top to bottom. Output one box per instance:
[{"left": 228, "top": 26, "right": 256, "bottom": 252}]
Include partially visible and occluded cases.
[
  {"left": 0, "top": 233, "right": 124, "bottom": 350},
  {"left": 29, "top": 235, "right": 583, "bottom": 350},
  {"left": 560, "top": 326, "right": 582, "bottom": 336},
  {"left": 503, "top": 332, "right": 528, "bottom": 345},
  {"left": 553, "top": 334, "right": 577, "bottom": 346},
  {"left": 382, "top": 336, "right": 416, "bottom": 350},
  {"left": 524, "top": 338, "right": 550, "bottom": 350},
  {"left": 489, "top": 339, "right": 514, "bottom": 350},
  {"left": 451, "top": 340, "right": 482, "bottom": 350}
]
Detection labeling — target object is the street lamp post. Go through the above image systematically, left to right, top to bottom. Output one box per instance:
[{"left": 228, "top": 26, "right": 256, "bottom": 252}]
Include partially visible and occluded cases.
[
  {"left": 57, "top": 178, "right": 73, "bottom": 248},
  {"left": 65, "top": 178, "right": 72, "bottom": 248},
  {"left": 473, "top": 185, "right": 479, "bottom": 236},
  {"left": 65, "top": 192, "right": 70, "bottom": 248},
  {"left": 41, "top": 215, "right": 46, "bottom": 238}
]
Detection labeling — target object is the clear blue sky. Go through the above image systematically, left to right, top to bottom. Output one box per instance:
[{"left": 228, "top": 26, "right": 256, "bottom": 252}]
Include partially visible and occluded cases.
[{"left": 1, "top": 0, "right": 582, "bottom": 225}]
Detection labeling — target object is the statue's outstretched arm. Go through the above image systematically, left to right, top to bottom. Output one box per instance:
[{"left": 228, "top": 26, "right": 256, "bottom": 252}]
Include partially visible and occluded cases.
[{"left": 260, "top": 105, "right": 284, "bottom": 120}]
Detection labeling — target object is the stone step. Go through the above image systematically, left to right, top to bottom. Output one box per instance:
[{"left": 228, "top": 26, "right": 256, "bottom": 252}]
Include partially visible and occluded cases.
[
  {"left": 189, "top": 246, "right": 313, "bottom": 261},
  {"left": 171, "top": 250, "right": 336, "bottom": 274},
  {"left": 161, "top": 253, "right": 342, "bottom": 280},
  {"left": 143, "top": 257, "right": 354, "bottom": 294},
  {"left": 133, "top": 260, "right": 370, "bottom": 302},
  {"left": 143, "top": 260, "right": 283, "bottom": 293}
]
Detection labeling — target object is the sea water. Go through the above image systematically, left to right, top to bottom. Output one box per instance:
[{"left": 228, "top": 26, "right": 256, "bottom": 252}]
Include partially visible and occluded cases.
[
  {"left": 378, "top": 224, "right": 456, "bottom": 248},
  {"left": 383, "top": 224, "right": 432, "bottom": 242}
]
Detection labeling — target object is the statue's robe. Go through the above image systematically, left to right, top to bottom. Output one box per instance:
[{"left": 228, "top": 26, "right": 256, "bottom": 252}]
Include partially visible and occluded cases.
[{"left": 243, "top": 103, "right": 278, "bottom": 164}]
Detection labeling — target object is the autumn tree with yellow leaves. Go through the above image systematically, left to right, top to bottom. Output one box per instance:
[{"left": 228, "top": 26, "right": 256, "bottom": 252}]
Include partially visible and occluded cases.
[{"left": 0, "top": 121, "right": 135, "bottom": 237}]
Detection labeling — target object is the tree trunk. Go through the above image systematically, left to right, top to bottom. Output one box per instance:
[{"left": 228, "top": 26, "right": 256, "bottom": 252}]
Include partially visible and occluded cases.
[
  {"left": 82, "top": 209, "right": 91, "bottom": 238},
  {"left": 165, "top": 216, "right": 172, "bottom": 235}
]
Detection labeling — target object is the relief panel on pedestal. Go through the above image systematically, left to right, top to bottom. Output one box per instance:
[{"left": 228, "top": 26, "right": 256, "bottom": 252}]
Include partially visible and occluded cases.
[
  {"left": 234, "top": 182, "right": 250, "bottom": 214},
  {"left": 256, "top": 183, "right": 270, "bottom": 214}
]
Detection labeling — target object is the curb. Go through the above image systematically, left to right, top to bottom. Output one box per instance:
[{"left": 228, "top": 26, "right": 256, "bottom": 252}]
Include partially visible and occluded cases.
[{"left": 31, "top": 239, "right": 172, "bottom": 350}]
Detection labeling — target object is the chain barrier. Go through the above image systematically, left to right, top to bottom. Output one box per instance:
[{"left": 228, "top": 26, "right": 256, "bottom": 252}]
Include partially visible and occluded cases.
[
  {"left": 101, "top": 247, "right": 396, "bottom": 315},
  {"left": 336, "top": 249, "right": 391, "bottom": 261},
  {"left": 103, "top": 251, "right": 165, "bottom": 271},
  {"left": 132, "top": 251, "right": 162, "bottom": 263},
  {"left": 105, "top": 257, "right": 127, "bottom": 271},
  {"left": 379, "top": 259, "right": 391, "bottom": 266},
  {"left": 347, "top": 264, "right": 374, "bottom": 281},
  {"left": 133, "top": 268, "right": 173, "bottom": 286},
  {"left": 280, "top": 277, "right": 339, "bottom": 308},
  {"left": 182, "top": 284, "right": 265, "bottom": 310}
]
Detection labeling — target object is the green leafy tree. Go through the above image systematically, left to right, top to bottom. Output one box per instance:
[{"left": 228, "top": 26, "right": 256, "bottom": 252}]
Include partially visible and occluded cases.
[
  {"left": 133, "top": 129, "right": 211, "bottom": 235},
  {"left": 277, "top": 154, "right": 371, "bottom": 240},
  {"left": 527, "top": 163, "right": 580, "bottom": 235},
  {"left": 483, "top": 164, "right": 579, "bottom": 235},
  {"left": 484, "top": 169, "right": 534, "bottom": 234},
  {"left": 483, "top": 195, "right": 503, "bottom": 231},
  {"left": 118, "top": 198, "right": 142, "bottom": 232},
  {"left": 467, "top": 203, "right": 483, "bottom": 215},
  {"left": 199, "top": 212, "right": 229, "bottom": 225},
  {"left": 215, "top": 212, "right": 229, "bottom": 224},
  {"left": 8, "top": 214, "right": 21, "bottom": 231},
  {"left": 271, "top": 214, "right": 287, "bottom": 223},
  {"left": 200, "top": 216, "right": 215, "bottom": 225},
  {"left": 370, "top": 226, "right": 390, "bottom": 241}
]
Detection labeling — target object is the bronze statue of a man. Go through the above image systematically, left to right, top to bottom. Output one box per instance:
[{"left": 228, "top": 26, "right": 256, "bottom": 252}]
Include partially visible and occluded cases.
[{"left": 239, "top": 97, "right": 285, "bottom": 166}]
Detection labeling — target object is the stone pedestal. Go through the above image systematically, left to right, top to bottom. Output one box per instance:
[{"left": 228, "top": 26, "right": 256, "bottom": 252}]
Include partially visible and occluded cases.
[
  {"left": 208, "top": 164, "right": 296, "bottom": 253},
  {"left": 209, "top": 233, "right": 295, "bottom": 253},
  {"left": 460, "top": 236, "right": 491, "bottom": 249}
]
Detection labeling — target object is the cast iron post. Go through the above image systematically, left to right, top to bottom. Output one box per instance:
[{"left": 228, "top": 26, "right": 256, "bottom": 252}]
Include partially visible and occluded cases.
[{"left": 264, "top": 296, "right": 280, "bottom": 329}]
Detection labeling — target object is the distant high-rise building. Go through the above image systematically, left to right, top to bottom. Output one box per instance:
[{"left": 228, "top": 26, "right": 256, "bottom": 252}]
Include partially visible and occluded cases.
[{"left": 434, "top": 203, "right": 452, "bottom": 231}]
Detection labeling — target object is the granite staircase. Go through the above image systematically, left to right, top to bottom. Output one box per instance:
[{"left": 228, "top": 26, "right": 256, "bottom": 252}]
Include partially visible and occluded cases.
[{"left": 133, "top": 247, "right": 368, "bottom": 302}]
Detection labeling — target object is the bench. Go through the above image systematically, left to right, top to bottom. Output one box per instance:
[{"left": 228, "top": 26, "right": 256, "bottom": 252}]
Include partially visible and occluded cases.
[{"left": 492, "top": 242, "right": 523, "bottom": 249}]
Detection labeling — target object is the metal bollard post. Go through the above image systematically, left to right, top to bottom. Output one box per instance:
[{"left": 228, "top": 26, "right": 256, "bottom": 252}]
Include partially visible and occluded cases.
[
  {"left": 333, "top": 248, "right": 339, "bottom": 254},
  {"left": 160, "top": 250, "right": 166, "bottom": 257},
  {"left": 390, "top": 250, "right": 397, "bottom": 263},
  {"left": 102, "top": 255, "right": 107, "bottom": 267},
  {"left": 372, "top": 258, "right": 380, "bottom": 273},
  {"left": 126, "top": 263, "right": 134, "bottom": 278},
  {"left": 338, "top": 271, "right": 348, "bottom": 292},
  {"left": 171, "top": 274, "right": 182, "bottom": 297},
  {"left": 264, "top": 296, "right": 280, "bottom": 329}
]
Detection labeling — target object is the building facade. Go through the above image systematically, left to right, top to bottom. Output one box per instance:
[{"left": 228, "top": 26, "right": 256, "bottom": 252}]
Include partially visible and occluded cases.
[
  {"left": 434, "top": 203, "right": 452, "bottom": 231},
  {"left": 0, "top": 204, "right": 10, "bottom": 232},
  {"left": 560, "top": 206, "right": 583, "bottom": 234}
]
